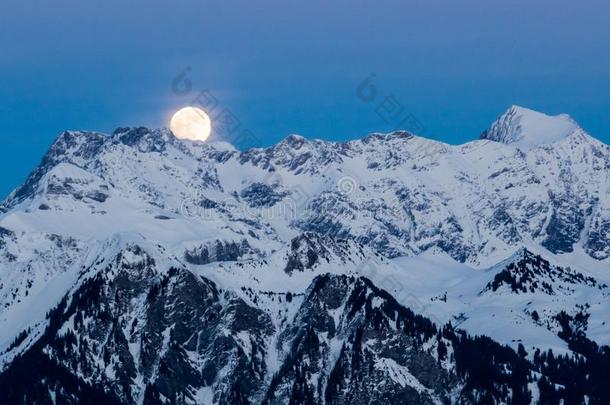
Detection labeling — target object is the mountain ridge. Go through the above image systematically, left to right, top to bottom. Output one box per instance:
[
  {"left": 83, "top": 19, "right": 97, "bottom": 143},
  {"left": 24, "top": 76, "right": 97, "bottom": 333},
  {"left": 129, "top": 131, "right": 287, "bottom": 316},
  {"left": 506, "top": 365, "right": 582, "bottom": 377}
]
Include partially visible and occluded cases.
[
  {"left": 4, "top": 105, "right": 606, "bottom": 203},
  {"left": 1, "top": 106, "right": 610, "bottom": 403},
  {"left": 2, "top": 106, "right": 610, "bottom": 264}
]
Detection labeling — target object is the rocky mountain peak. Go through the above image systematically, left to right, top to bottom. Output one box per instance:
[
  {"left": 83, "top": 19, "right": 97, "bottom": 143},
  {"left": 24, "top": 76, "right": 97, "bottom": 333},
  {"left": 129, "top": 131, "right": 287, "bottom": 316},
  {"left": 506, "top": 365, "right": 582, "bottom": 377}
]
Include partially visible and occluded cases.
[
  {"left": 279, "top": 134, "right": 308, "bottom": 149},
  {"left": 483, "top": 247, "right": 603, "bottom": 296}
]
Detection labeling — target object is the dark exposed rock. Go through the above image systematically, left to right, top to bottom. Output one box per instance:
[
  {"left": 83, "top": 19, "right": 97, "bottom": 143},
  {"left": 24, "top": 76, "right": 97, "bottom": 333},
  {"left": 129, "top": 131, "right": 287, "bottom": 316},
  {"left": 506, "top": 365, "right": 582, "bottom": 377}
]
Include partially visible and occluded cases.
[
  {"left": 113, "top": 127, "right": 166, "bottom": 153},
  {"left": 240, "top": 182, "right": 289, "bottom": 208},
  {"left": 542, "top": 200, "right": 584, "bottom": 254},
  {"left": 586, "top": 216, "right": 610, "bottom": 260},
  {"left": 0, "top": 226, "right": 14, "bottom": 238},
  {"left": 283, "top": 232, "right": 361, "bottom": 274},
  {"left": 184, "top": 239, "right": 256, "bottom": 265},
  {"left": 483, "top": 249, "right": 602, "bottom": 295}
]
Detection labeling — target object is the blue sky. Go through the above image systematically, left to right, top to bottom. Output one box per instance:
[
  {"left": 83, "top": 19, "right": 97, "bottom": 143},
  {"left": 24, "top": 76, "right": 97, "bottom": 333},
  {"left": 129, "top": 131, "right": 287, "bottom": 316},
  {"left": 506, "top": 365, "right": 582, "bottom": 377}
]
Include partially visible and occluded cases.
[{"left": 1, "top": 0, "right": 610, "bottom": 198}]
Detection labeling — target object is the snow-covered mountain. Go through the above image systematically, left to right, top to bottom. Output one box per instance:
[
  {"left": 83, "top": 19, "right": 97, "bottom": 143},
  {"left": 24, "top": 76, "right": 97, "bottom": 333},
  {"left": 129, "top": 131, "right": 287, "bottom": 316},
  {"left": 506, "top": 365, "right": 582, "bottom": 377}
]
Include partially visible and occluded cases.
[{"left": 1, "top": 106, "right": 610, "bottom": 404}]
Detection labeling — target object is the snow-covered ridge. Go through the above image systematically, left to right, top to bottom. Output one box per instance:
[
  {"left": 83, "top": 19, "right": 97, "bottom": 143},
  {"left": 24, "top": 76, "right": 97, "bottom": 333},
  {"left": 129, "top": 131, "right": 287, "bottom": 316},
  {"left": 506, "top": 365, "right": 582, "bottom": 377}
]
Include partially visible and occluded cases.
[{"left": 2, "top": 106, "right": 610, "bottom": 265}]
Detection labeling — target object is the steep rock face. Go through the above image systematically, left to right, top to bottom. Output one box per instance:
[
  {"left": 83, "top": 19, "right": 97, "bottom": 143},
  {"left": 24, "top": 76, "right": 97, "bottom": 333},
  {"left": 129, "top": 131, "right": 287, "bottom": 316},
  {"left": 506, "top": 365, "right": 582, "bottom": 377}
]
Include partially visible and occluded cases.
[
  {"left": 586, "top": 208, "right": 610, "bottom": 259},
  {"left": 264, "top": 274, "right": 457, "bottom": 405}
]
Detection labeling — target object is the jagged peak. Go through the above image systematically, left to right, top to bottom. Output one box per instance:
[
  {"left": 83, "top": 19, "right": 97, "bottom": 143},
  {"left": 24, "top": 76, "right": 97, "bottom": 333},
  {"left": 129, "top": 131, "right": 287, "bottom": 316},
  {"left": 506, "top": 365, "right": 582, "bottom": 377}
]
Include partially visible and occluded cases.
[
  {"left": 481, "top": 105, "right": 580, "bottom": 150},
  {"left": 111, "top": 126, "right": 150, "bottom": 136},
  {"left": 55, "top": 129, "right": 107, "bottom": 143},
  {"left": 48, "top": 130, "right": 107, "bottom": 159},
  {"left": 272, "top": 130, "right": 416, "bottom": 153},
  {"left": 276, "top": 134, "right": 309, "bottom": 150},
  {"left": 482, "top": 246, "right": 603, "bottom": 296},
  {"left": 510, "top": 246, "right": 538, "bottom": 260},
  {"left": 483, "top": 247, "right": 540, "bottom": 274}
]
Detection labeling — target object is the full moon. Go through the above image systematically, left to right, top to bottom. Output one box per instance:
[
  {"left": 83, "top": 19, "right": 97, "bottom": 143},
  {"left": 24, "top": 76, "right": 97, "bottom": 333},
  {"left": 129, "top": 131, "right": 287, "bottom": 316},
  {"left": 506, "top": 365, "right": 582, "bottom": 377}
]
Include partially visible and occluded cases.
[{"left": 170, "top": 106, "right": 212, "bottom": 142}]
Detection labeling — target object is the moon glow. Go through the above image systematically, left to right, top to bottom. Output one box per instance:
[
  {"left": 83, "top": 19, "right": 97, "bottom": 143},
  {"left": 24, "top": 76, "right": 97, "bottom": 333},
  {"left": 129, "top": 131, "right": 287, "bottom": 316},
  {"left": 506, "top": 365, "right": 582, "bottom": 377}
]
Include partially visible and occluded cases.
[{"left": 170, "top": 107, "right": 212, "bottom": 142}]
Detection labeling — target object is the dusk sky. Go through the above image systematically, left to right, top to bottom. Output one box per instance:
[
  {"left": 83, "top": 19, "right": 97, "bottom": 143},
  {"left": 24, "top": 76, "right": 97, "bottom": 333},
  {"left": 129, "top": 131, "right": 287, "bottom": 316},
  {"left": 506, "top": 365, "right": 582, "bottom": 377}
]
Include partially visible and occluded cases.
[{"left": 1, "top": 0, "right": 610, "bottom": 198}]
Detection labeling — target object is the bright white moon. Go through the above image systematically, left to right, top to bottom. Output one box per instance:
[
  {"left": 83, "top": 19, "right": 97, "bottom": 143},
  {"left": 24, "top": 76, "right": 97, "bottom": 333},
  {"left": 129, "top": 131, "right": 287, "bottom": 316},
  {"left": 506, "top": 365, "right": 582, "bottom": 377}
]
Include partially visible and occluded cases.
[{"left": 170, "top": 106, "right": 212, "bottom": 142}]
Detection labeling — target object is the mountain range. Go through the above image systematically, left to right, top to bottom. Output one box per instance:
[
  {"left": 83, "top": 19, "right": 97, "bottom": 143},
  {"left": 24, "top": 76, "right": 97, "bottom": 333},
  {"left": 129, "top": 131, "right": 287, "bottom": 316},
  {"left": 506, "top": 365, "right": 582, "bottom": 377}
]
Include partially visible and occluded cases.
[{"left": 0, "top": 105, "right": 609, "bottom": 404}]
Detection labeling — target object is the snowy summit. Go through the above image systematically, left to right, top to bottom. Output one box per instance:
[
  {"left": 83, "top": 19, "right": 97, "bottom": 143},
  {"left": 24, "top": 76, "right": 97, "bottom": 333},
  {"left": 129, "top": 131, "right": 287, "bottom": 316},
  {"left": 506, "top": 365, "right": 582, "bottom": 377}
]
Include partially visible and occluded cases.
[{"left": 481, "top": 105, "right": 581, "bottom": 150}]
